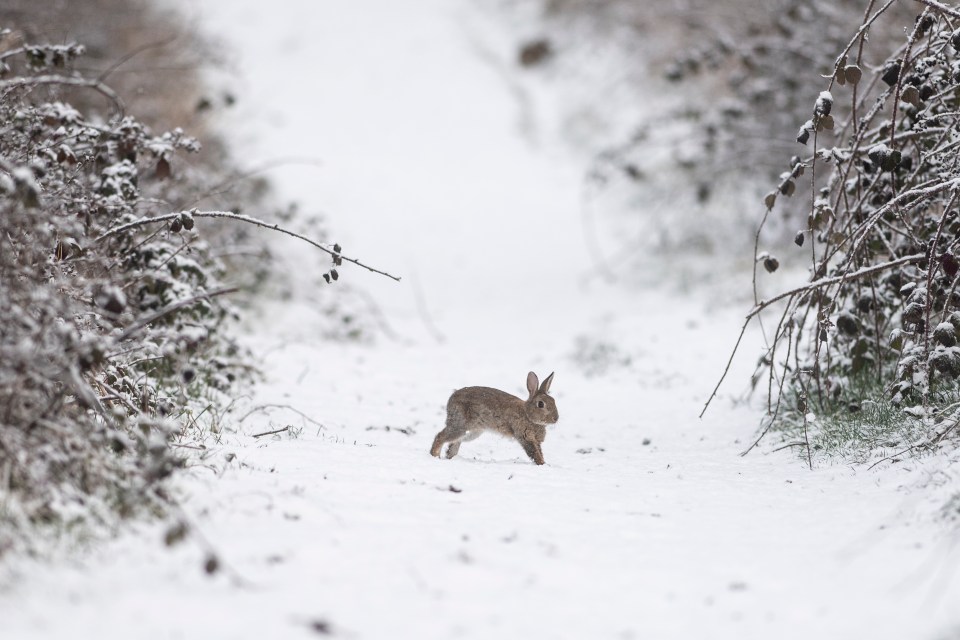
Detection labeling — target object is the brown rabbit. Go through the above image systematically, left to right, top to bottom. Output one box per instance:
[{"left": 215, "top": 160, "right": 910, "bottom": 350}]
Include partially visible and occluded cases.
[{"left": 430, "top": 371, "right": 558, "bottom": 465}]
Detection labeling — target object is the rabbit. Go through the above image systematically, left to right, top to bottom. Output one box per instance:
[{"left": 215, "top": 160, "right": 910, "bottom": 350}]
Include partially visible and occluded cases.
[{"left": 430, "top": 371, "right": 558, "bottom": 465}]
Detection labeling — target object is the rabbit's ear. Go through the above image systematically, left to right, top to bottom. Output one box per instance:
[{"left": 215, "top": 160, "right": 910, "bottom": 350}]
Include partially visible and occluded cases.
[
  {"left": 526, "top": 371, "right": 539, "bottom": 398},
  {"left": 539, "top": 372, "right": 555, "bottom": 394}
]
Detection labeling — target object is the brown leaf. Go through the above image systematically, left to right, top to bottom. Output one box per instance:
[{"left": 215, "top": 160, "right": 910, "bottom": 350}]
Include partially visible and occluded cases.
[{"left": 155, "top": 156, "right": 171, "bottom": 180}]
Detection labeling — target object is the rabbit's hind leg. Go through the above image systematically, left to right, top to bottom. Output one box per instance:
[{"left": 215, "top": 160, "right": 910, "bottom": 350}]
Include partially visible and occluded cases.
[
  {"left": 431, "top": 405, "right": 469, "bottom": 457},
  {"left": 430, "top": 429, "right": 454, "bottom": 457},
  {"left": 445, "top": 430, "right": 481, "bottom": 458}
]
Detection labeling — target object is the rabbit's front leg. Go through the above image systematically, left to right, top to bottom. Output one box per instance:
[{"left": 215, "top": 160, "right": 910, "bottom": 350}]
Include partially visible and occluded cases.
[{"left": 519, "top": 438, "right": 545, "bottom": 465}]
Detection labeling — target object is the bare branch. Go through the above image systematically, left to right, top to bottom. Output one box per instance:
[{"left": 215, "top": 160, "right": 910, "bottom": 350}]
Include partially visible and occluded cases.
[
  {"left": 915, "top": 0, "right": 960, "bottom": 20},
  {"left": 0, "top": 74, "right": 125, "bottom": 118},
  {"left": 96, "top": 210, "right": 401, "bottom": 282},
  {"left": 747, "top": 253, "right": 924, "bottom": 320},
  {"left": 118, "top": 287, "right": 239, "bottom": 341},
  {"left": 251, "top": 426, "right": 290, "bottom": 438}
]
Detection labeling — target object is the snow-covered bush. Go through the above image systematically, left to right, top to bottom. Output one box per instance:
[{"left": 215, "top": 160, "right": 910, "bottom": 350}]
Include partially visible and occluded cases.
[
  {"left": 710, "top": 1, "right": 960, "bottom": 463},
  {"left": 0, "top": 34, "right": 245, "bottom": 554}
]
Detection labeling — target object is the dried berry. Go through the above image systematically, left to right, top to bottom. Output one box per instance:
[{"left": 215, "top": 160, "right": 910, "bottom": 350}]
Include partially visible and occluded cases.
[
  {"left": 881, "top": 60, "right": 901, "bottom": 86},
  {"left": 844, "top": 64, "right": 862, "bottom": 85},
  {"left": 901, "top": 85, "right": 920, "bottom": 107}
]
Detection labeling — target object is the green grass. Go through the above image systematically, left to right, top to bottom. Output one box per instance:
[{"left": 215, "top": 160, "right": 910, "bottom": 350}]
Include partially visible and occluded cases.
[{"left": 771, "top": 374, "right": 956, "bottom": 465}]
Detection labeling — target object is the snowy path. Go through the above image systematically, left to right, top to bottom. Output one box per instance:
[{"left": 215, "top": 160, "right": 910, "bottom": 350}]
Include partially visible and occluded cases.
[{"left": 3, "top": 1, "right": 960, "bottom": 639}]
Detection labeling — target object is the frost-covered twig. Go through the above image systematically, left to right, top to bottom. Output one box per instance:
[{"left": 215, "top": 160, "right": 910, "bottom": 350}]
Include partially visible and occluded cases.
[
  {"left": 915, "top": 0, "right": 960, "bottom": 20},
  {"left": 0, "top": 74, "right": 125, "bottom": 118},
  {"left": 97, "top": 211, "right": 401, "bottom": 282},
  {"left": 702, "top": 253, "right": 924, "bottom": 419},
  {"left": 747, "top": 253, "right": 925, "bottom": 319},
  {"left": 118, "top": 287, "right": 239, "bottom": 340}
]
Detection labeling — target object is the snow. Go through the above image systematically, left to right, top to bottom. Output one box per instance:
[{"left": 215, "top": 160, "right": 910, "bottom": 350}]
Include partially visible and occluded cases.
[{"left": 3, "top": 1, "right": 960, "bottom": 639}]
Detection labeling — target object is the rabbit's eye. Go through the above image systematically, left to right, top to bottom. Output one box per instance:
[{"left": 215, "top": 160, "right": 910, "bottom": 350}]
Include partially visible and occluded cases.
[{"left": 537, "top": 400, "right": 545, "bottom": 408}]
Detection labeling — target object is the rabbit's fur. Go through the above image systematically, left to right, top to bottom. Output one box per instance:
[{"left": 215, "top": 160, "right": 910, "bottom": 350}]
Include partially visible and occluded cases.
[{"left": 430, "top": 371, "right": 558, "bottom": 465}]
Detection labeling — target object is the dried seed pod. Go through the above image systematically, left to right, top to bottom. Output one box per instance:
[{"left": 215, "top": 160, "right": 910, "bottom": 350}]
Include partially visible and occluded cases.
[
  {"left": 953, "top": 28, "right": 960, "bottom": 51},
  {"left": 518, "top": 38, "right": 553, "bottom": 67},
  {"left": 881, "top": 60, "right": 901, "bottom": 86},
  {"left": 844, "top": 64, "right": 862, "bottom": 85},
  {"left": 901, "top": 85, "right": 920, "bottom": 107},
  {"left": 820, "top": 115, "right": 834, "bottom": 130},
  {"left": 796, "top": 125, "right": 810, "bottom": 145},
  {"left": 155, "top": 157, "right": 171, "bottom": 180},
  {"left": 780, "top": 179, "right": 796, "bottom": 197},
  {"left": 764, "top": 192, "right": 777, "bottom": 209},
  {"left": 181, "top": 212, "right": 194, "bottom": 230},
  {"left": 170, "top": 217, "right": 183, "bottom": 233},
  {"left": 794, "top": 231, "right": 805, "bottom": 247},
  {"left": 942, "top": 252, "right": 959, "bottom": 278},
  {"left": 763, "top": 256, "right": 780, "bottom": 273},
  {"left": 330, "top": 269, "right": 339, "bottom": 281},
  {"left": 164, "top": 521, "right": 189, "bottom": 547},
  {"left": 204, "top": 554, "right": 220, "bottom": 575}
]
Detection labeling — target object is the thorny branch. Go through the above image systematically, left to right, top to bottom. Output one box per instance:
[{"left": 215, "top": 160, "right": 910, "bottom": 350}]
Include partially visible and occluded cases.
[
  {"left": 705, "top": 2, "right": 960, "bottom": 464},
  {"left": 97, "top": 210, "right": 401, "bottom": 282}
]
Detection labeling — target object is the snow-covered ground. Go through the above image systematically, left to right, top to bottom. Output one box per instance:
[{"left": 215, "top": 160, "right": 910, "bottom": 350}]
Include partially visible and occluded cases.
[{"left": 3, "top": 1, "right": 960, "bottom": 638}]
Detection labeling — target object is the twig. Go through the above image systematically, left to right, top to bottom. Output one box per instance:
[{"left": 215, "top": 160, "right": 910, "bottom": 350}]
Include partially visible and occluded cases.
[
  {"left": 916, "top": 0, "right": 960, "bottom": 20},
  {"left": 97, "top": 35, "right": 179, "bottom": 83},
  {"left": 0, "top": 74, "right": 125, "bottom": 118},
  {"left": 181, "top": 157, "right": 325, "bottom": 209},
  {"left": 579, "top": 169, "right": 619, "bottom": 283},
  {"left": 96, "top": 210, "right": 400, "bottom": 282},
  {"left": 704, "top": 253, "right": 924, "bottom": 419},
  {"left": 747, "top": 253, "right": 924, "bottom": 319},
  {"left": 411, "top": 271, "right": 446, "bottom": 344},
  {"left": 118, "top": 287, "right": 238, "bottom": 341},
  {"left": 700, "top": 315, "right": 751, "bottom": 418},
  {"left": 238, "top": 403, "right": 325, "bottom": 429},
  {"left": 742, "top": 416, "right": 778, "bottom": 457},
  {"left": 867, "top": 418, "right": 960, "bottom": 469},
  {"left": 251, "top": 426, "right": 289, "bottom": 438},
  {"left": 771, "top": 441, "right": 808, "bottom": 453}
]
